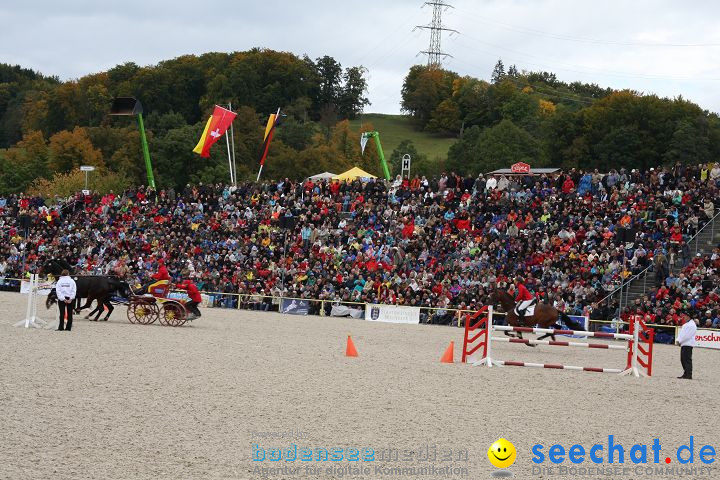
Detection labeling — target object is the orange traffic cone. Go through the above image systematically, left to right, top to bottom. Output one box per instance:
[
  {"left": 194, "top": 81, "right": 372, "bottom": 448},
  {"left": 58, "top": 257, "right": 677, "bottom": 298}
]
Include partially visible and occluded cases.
[
  {"left": 345, "top": 335, "right": 359, "bottom": 357},
  {"left": 440, "top": 341, "right": 454, "bottom": 364}
]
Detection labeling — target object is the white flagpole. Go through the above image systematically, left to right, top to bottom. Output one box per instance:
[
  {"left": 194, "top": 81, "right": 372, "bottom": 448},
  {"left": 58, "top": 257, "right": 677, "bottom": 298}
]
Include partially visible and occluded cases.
[
  {"left": 229, "top": 102, "right": 237, "bottom": 187},
  {"left": 225, "top": 127, "right": 234, "bottom": 186}
]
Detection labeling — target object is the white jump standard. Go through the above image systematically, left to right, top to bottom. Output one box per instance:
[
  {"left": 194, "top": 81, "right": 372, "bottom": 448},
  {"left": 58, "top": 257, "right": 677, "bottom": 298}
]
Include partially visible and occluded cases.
[
  {"left": 13, "top": 274, "right": 47, "bottom": 329},
  {"left": 461, "top": 307, "right": 654, "bottom": 377}
]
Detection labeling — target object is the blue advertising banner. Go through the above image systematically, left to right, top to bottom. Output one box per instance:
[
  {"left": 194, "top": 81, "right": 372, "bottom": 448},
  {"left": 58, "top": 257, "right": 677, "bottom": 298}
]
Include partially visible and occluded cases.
[{"left": 281, "top": 298, "right": 310, "bottom": 316}]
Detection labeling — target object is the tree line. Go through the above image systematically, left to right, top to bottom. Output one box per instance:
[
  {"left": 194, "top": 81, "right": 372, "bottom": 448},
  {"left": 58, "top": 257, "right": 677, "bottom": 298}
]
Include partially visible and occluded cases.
[
  {"left": 0, "top": 50, "right": 374, "bottom": 194},
  {"left": 2, "top": 52, "right": 719, "bottom": 196},
  {"left": 402, "top": 60, "right": 720, "bottom": 175}
]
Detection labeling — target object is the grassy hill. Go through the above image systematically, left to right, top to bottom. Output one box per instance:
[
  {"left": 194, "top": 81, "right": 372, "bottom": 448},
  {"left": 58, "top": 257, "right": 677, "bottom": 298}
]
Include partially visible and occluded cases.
[{"left": 349, "top": 113, "right": 455, "bottom": 161}]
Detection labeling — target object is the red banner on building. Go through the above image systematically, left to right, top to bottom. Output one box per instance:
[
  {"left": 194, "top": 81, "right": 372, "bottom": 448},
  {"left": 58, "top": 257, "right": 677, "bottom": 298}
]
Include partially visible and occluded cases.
[{"left": 510, "top": 162, "right": 531, "bottom": 174}]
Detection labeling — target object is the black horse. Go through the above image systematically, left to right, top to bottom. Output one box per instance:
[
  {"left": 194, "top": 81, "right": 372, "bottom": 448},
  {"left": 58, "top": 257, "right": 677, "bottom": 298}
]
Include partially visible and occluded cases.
[
  {"left": 40, "top": 259, "right": 83, "bottom": 313},
  {"left": 41, "top": 259, "right": 131, "bottom": 321},
  {"left": 46, "top": 276, "right": 131, "bottom": 321}
]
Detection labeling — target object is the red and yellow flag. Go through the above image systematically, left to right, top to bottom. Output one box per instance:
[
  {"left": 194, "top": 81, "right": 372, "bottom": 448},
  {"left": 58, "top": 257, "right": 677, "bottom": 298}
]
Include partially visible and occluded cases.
[
  {"left": 193, "top": 105, "right": 237, "bottom": 158},
  {"left": 259, "top": 110, "right": 280, "bottom": 166}
]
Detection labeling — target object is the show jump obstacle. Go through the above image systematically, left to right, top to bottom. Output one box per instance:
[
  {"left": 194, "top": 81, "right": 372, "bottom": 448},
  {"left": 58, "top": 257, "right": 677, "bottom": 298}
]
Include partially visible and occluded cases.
[
  {"left": 13, "top": 274, "right": 47, "bottom": 329},
  {"left": 461, "top": 307, "right": 654, "bottom": 377}
]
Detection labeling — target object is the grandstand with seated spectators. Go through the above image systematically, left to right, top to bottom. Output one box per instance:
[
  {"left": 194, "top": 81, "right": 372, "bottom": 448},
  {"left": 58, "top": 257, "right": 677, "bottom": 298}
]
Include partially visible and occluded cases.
[{"left": 1, "top": 164, "right": 718, "bottom": 337}]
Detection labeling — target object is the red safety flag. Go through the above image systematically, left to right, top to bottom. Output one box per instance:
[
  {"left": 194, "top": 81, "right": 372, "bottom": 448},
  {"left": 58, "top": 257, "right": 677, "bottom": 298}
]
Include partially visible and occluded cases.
[{"left": 193, "top": 105, "right": 237, "bottom": 158}]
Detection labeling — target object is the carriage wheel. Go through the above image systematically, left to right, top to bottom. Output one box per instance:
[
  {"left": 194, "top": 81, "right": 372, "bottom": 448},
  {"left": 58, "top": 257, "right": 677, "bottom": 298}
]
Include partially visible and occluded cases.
[
  {"left": 127, "top": 301, "right": 159, "bottom": 325},
  {"left": 161, "top": 301, "right": 188, "bottom": 327},
  {"left": 157, "top": 302, "right": 170, "bottom": 326}
]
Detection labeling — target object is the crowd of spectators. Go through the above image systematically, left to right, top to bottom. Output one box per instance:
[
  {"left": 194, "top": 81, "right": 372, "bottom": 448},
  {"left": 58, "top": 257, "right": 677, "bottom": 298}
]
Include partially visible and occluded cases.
[
  {"left": 0, "top": 162, "right": 719, "bottom": 325},
  {"left": 623, "top": 248, "right": 720, "bottom": 329}
]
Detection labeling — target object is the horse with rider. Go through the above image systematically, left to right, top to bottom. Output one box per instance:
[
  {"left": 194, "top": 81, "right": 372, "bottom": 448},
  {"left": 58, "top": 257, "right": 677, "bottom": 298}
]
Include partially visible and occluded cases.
[{"left": 489, "top": 275, "right": 585, "bottom": 344}]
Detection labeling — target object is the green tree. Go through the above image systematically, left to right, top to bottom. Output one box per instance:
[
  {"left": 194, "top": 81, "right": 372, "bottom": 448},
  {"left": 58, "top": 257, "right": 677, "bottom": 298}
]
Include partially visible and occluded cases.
[
  {"left": 314, "top": 55, "right": 343, "bottom": 112},
  {"left": 491, "top": 59, "right": 505, "bottom": 83},
  {"left": 401, "top": 65, "right": 458, "bottom": 129},
  {"left": 337, "top": 66, "right": 370, "bottom": 119},
  {"left": 426, "top": 98, "right": 462, "bottom": 135},
  {"left": 276, "top": 118, "right": 316, "bottom": 151},
  {"left": 663, "top": 119, "right": 710, "bottom": 165},
  {"left": 447, "top": 120, "right": 543, "bottom": 174},
  {"left": 593, "top": 126, "right": 643, "bottom": 171},
  {"left": 48, "top": 127, "right": 103, "bottom": 172},
  {"left": 0, "top": 130, "right": 51, "bottom": 194},
  {"left": 389, "top": 139, "right": 427, "bottom": 176},
  {"left": 27, "top": 168, "right": 129, "bottom": 197}
]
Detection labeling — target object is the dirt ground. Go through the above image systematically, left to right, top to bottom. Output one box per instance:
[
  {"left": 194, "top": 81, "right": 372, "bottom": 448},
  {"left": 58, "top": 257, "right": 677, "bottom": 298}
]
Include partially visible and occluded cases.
[{"left": 2, "top": 291, "right": 718, "bottom": 480}]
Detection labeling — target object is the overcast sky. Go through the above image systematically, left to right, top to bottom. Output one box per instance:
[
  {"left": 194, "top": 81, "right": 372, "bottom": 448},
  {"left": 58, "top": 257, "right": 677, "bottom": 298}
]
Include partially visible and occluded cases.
[{"left": 2, "top": 0, "right": 720, "bottom": 115}]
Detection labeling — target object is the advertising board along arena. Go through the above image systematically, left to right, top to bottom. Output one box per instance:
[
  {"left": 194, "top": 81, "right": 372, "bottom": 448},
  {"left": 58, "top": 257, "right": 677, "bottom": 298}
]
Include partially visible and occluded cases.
[
  {"left": 365, "top": 304, "right": 420, "bottom": 324},
  {"left": 695, "top": 330, "right": 720, "bottom": 350}
]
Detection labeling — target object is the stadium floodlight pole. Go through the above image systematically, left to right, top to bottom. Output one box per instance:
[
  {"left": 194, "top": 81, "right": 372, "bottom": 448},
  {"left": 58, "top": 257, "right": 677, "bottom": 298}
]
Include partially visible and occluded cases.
[{"left": 109, "top": 97, "right": 156, "bottom": 189}]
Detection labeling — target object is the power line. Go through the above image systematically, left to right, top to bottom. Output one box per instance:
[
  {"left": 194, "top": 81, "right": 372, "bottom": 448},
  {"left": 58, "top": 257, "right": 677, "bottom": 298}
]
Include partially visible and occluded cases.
[
  {"left": 414, "top": 1, "right": 458, "bottom": 68},
  {"left": 459, "top": 11, "right": 720, "bottom": 48},
  {"left": 453, "top": 34, "right": 720, "bottom": 82}
]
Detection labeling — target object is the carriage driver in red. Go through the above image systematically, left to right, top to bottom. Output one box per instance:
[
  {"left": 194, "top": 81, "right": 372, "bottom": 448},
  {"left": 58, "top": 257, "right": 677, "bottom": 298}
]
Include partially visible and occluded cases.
[
  {"left": 138, "top": 258, "right": 171, "bottom": 296},
  {"left": 174, "top": 271, "right": 202, "bottom": 320},
  {"left": 512, "top": 276, "right": 535, "bottom": 320}
]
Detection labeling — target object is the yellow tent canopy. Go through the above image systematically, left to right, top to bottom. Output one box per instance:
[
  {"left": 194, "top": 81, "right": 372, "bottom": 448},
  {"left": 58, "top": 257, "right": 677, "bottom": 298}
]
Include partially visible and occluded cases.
[{"left": 332, "top": 167, "right": 377, "bottom": 181}]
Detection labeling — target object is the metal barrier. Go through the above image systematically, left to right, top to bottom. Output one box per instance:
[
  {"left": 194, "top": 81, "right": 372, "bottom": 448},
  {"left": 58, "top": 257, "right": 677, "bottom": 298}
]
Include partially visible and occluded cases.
[{"left": 6, "top": 276, "right": 718, "bottom": 342}]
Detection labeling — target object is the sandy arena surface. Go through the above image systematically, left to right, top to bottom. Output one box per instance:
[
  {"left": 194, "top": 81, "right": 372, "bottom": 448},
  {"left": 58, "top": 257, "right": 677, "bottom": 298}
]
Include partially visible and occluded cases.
[{"left": 2, "top": 290, "right": 719, "bottom": 480}]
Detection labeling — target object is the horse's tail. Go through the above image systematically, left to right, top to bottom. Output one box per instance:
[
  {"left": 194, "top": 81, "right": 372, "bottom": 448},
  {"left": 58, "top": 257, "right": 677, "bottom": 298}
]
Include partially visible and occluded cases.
[
  {"left": 46, "top": 288, "right": 58, "bottom": 309},
  {"left": 559, "top": 311, "right": 585, "bottom": 332}
]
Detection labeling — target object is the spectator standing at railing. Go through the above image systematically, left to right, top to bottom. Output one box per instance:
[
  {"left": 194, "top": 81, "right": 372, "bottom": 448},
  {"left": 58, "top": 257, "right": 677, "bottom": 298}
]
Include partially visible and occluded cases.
[
  {"left": 654, "top": 249, "right": 669, "bottom": 286},
  {"left": 675, "top": 316, "right": 697, "bottom": 380}
]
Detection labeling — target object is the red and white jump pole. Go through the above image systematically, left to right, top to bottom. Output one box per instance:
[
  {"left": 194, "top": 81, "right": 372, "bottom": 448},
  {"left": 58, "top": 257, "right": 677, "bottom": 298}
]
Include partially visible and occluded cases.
[{"left": 461, "top": 310, "right": 654, "bottom": 377}]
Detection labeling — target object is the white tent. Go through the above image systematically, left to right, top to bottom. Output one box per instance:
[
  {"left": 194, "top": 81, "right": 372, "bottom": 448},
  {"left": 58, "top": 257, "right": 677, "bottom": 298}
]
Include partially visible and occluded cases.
[{"left": 307, "top": 172, "right": 336, "bottom": 181}]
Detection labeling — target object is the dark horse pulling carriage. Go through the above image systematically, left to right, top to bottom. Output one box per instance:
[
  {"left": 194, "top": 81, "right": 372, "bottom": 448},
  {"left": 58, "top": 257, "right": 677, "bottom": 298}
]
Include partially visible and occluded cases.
[
  {"left": 42, "top": 259, "right": 131, "bottom": 322},
  {"left": 42, "top": 259, "right": 190, "bottom": 326}
]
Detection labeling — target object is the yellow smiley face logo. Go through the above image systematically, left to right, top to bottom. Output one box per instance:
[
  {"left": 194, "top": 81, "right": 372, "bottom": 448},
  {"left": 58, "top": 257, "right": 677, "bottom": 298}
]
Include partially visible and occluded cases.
[{"left": 488, "top": 438, "right": 516, "bottom": 469}]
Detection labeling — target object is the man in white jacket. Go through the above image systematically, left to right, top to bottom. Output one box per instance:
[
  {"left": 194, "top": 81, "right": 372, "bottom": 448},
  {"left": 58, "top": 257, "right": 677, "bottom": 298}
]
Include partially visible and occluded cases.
[
  {"left": 55, "top": 269, "right": 77, "bottom": 331},
  {"left": 675, "top": 316, "right": 697, "bottom": 379}
]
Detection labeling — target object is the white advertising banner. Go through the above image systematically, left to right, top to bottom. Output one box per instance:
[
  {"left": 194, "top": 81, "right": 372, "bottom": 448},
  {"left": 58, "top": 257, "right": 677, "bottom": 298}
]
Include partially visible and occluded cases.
[
  {"left": 20, "top": 279, "right": 54, "bottom": 296},
  {"left": 365, "top": 304, "right": 420, "bottom": 324},
  {"left": 695, "top": 330, "right": 720, "bottom": 350}
]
